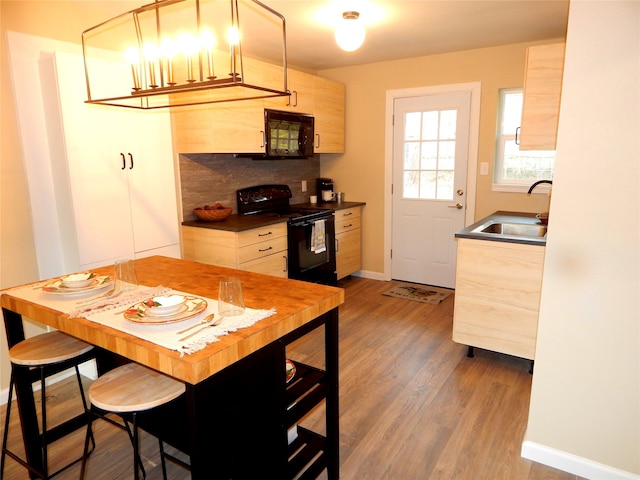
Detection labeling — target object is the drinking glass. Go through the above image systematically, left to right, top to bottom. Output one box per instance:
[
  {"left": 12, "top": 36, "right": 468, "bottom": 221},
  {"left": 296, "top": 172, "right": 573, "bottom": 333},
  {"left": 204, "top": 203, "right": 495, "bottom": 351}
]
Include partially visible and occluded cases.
[
  {"left": 114, "top": 259, "right": 138, "bottom": 292},
  {"left": 218, "top": 277, "right": 245, "bottom": 317}
]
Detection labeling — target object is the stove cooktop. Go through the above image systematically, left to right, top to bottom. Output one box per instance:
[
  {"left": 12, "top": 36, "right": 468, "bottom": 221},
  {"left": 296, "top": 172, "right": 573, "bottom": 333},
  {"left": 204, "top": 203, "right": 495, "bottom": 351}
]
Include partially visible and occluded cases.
[{"left": 236, "top": 184, "right": 332, "bottom": 221}]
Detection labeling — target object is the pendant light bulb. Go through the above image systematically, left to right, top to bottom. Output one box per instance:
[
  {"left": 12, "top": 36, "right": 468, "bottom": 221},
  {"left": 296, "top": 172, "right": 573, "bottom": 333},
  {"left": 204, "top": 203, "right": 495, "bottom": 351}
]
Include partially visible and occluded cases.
[{"left": 335, "top": 11, "right": 365, "bottom": 52}]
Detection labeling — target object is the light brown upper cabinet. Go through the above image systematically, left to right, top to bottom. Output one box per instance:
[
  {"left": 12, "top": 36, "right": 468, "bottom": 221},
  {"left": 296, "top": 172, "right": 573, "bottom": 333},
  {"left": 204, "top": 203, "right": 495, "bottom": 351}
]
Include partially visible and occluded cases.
[
  {"left": 519, "top": 43, "right": 566, "bottom": 150},
  {"left": 171, "top": 57, "right": 344, "bottom": 155},
  {"left": 264, "top": 68, "right": 315, "bottom": 114},
  {"left": 314, "top": 76, "right": 345, "bottom": 154}
]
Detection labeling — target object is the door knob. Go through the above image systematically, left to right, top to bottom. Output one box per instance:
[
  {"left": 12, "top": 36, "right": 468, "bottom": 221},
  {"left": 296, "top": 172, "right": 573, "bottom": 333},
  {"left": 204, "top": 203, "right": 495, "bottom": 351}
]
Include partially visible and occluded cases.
[{"left": 448, "top": 203, "right": 463, "bottom": 209}]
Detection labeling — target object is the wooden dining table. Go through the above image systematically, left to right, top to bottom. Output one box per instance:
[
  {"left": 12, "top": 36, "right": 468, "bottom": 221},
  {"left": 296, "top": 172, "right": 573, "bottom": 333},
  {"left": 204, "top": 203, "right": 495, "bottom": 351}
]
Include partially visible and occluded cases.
[{"left": 2, "top": 256, "right": 344, "bottom": 479}]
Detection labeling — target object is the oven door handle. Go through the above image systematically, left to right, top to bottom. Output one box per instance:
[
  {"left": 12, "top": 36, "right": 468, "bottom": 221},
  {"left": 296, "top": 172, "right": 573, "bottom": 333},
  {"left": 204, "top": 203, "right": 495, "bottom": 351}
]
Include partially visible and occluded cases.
[{"left": 289, "top": 215, "right": 333, "bottom": 228}]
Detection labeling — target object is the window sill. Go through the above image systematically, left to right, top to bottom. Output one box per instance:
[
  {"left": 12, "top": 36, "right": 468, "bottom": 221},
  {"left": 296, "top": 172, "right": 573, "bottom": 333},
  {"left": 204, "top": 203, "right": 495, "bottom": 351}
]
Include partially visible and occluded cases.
[{"left": 492, "top": 183, "right": 552, "bottom": 194}]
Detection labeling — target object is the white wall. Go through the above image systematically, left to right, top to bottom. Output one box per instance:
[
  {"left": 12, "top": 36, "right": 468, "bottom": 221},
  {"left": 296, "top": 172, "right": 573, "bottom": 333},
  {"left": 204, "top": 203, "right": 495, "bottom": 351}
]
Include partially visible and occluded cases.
[{"left": 523, "top": 1, "right": 640, "bottom": 478}]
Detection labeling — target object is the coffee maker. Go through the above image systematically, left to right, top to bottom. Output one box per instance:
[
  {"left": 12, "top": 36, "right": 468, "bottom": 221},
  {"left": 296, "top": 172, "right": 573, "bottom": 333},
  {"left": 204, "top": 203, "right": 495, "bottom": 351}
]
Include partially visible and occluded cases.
[{"left": 316, "top": 178, "right": 335, "bottom": 203}]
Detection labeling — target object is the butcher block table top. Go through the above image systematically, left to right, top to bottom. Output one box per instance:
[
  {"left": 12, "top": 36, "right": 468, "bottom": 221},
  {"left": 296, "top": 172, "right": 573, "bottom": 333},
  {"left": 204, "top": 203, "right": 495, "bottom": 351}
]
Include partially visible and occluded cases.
[{"left": 1, "top": 256, "right": 345, "bottom": 385}]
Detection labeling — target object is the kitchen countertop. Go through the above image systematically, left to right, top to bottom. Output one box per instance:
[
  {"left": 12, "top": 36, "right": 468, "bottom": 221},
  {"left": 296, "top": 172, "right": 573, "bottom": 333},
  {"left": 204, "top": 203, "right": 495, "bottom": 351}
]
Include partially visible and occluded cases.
[
  {"left": 182, "top": 201, "right": 366, "bottom": 232},
  {"left": 455, "top": 211, "right": 547, "bottom": 246}
]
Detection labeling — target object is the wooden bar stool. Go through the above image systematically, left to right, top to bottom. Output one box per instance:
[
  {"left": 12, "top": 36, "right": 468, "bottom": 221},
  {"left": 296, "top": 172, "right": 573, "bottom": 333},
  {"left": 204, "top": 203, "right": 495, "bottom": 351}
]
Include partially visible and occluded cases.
[
  {"left": 1, "top": 330, "right": 95, "bottom": 479},
  {"left": 80, "top": 362, "right": 188, "bottom": 480}
]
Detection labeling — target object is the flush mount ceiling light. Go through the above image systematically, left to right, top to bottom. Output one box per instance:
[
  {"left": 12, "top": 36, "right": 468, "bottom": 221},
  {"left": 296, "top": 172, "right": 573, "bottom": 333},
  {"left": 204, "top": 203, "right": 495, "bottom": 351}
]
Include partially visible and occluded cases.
[
  {"left": 81, "top": 0, "right": 289, "bottom": 109},
  {"left": 335, "top": 10, "right": 366, "bottom": 52}
]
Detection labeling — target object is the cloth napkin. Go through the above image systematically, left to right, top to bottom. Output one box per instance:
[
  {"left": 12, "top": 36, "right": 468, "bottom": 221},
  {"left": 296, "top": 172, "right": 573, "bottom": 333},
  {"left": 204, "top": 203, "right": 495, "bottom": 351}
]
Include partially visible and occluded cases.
[
  {"left": 311, "top": 219, "right": 326, "bottom": 253},
  {"left": 4, "top": 283, "right": 276, "bottom": 356}
]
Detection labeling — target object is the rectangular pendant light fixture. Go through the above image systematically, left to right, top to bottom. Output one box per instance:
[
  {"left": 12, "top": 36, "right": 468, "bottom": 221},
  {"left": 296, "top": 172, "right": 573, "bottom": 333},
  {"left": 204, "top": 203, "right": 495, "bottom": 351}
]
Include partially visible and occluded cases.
[{"left": 81, "top": 0, "right": 289, "bottom": 109}]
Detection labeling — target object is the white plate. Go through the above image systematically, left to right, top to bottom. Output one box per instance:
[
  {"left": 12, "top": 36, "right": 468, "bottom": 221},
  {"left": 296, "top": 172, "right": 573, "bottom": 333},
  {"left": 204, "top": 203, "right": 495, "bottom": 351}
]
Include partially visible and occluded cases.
[
  {"left": 42, "top": 276, "right": 113, "bottom": 295},
  {"left": 124, "top": 296, "right": 208, "bottom": 325}
]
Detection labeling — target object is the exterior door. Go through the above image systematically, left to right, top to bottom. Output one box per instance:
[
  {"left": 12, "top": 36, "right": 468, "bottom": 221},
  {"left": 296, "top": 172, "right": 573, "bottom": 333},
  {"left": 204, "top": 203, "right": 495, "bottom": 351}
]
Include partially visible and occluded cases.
[{"left": 391, "top": 91, "right": 471, "bottom": 288}]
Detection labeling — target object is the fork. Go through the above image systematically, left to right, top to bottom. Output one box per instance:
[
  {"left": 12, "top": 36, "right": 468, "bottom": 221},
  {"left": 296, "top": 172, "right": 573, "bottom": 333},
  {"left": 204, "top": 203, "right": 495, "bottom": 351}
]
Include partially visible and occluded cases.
[
  {"left": 75, "top": 288, "right": 121, "bottom": 305},
  {"left": 176, "top": 313, "right": 215, "bottom": 335},
  {"left": 179, "top": 316, "right": 223, "bottom": 342}
]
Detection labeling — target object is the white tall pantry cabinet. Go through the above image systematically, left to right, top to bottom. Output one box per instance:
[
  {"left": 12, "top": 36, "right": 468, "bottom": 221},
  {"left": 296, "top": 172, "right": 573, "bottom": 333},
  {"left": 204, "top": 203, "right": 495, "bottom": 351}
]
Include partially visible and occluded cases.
[{"left": 47, "top": 51, "right": 180, "bottom": 270}]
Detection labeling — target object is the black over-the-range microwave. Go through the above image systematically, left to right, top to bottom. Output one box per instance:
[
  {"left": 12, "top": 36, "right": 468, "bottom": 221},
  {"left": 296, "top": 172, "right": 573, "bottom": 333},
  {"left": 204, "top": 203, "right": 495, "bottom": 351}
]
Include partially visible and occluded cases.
[{"left": 245, "top": 109, "right": 315, "bottom": 160}]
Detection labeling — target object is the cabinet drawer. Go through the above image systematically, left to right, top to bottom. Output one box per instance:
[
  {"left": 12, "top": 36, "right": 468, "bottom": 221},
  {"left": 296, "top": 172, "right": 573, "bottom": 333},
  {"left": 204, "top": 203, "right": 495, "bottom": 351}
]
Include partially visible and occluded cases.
[
  {"left": 334, "top": 207, "right": 360, "bottom": 222},
  {"left": 336, "top": 215, "right": 360, "bottom": 234},
  {"left": 237, "top": 223, "right": 287, "bottom": 247},
  {"left": 238, "top": 236, "right": 288, "bottom": 264},
  {"left": 241, "top": 252, "right": 288, "bottom": 277}
]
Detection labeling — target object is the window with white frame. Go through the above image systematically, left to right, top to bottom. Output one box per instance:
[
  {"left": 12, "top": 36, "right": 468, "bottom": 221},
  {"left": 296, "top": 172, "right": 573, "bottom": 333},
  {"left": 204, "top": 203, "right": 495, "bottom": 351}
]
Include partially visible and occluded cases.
[{"left": 494, "top": 88, "right": 555, "bottom": 189}]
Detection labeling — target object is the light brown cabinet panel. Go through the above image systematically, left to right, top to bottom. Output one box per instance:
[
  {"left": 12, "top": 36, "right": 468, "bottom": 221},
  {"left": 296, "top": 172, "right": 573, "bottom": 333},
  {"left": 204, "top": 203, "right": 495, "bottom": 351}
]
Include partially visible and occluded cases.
[
  {"left": 519, "top": 42, "right": 565, "bottom": 150},
  {"left": 170, "top": 58, "right": 344, "bottom": 154},
  {"left": 264, "top": 67, "right": 314, "bottom": 114},
  {"left": 313, "top": 76, "right": 345, "bottom": 153},
  {"left": 335, "top": 206, "right": 362, "bottom": 279},
  {"left": 182, "top": 222, "right": 288, "bottom": 278},
  {"left": 237, "top": 223, "right": 287, "bottom": 246},
  {"left": 182, "top": 226, "right": 238, "bottom": 268},
  {"left": 336, "top": 228, "right": 361, "bottom": 280},
  {"left": 452, "top": 238, "right": 545, "bottom": 360},
  {"left": 241, "top": 251, "right": 288, "bottom": 277}
]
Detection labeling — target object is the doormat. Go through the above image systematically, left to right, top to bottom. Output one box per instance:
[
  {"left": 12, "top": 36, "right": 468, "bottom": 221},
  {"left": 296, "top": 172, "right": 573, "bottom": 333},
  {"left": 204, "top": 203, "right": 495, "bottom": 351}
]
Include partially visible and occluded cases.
[{"left": 382, "top": 284, "right": 453, "bottom": 305}]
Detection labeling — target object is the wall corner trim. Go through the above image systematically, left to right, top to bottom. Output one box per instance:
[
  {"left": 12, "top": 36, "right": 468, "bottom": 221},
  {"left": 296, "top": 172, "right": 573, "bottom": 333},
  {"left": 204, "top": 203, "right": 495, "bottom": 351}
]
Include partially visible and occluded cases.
[{"left": 521, "top": 440, "right": 640, "bottom": 480}]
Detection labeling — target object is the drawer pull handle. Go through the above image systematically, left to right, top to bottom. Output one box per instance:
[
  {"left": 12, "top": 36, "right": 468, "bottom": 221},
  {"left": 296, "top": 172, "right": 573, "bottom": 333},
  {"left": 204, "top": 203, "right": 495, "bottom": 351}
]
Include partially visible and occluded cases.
[
  {"left": 342, "top": 212, "right": 353, "bottom": 217},
  {"left": 343, "top": 224, "right": 353, "bottom": 229},
  {"left": 258, "top": 232, "right": 272, "bottom": 237},
  {"left": 259, "top": 246, "right": 273, "bottom": 252}
]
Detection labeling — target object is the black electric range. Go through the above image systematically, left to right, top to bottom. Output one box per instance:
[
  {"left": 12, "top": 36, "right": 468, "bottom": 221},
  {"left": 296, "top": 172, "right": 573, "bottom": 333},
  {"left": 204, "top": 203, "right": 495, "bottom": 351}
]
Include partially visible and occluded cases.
[{"left": 236, "top": 185, "right": 337, "bottom": 285}]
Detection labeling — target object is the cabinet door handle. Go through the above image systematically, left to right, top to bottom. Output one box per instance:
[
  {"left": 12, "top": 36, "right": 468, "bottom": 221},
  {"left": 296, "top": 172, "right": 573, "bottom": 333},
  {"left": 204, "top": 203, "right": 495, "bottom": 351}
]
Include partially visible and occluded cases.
[
  {"left": 286, "top": 90, "right": 298, "bottom": 107},
  {"left": 260, "top": 130, "right": 265, "bottom": 148},
  {"left": 315, "top": 133, "right": 320, "bottom": 149},
  {"left": 120, "top": 153, "right": 126, "bottom": 170},
  {"left": 128, "top": 153, "right": 134, "bottom": 169},
  {"left": 335, "top": 238, "right": 339, "bottom": 253},
  {"left": 258, "top": 246, "right": 273, "bottom": 253},
  {"left": 283, "top": 255, "right": 288, "bottom": 272}
]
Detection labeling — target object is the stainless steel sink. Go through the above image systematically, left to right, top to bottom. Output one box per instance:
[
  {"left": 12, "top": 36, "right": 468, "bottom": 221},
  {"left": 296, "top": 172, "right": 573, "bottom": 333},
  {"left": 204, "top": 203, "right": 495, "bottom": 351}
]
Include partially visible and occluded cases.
[{"left": 473, "top": 222, "right": 547, "bottom": 238}]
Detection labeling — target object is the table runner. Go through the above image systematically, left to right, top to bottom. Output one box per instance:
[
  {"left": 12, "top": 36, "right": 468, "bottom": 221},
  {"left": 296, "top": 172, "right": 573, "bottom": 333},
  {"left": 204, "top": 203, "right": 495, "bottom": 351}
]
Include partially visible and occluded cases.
[{"left": 4, "top": 282, "right": 276, "bottom": 355}]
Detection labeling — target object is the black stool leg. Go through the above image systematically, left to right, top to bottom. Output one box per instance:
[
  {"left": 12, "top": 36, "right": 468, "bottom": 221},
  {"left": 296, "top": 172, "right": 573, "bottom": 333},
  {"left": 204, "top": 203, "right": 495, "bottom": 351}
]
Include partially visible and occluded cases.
[
  {"left": 39, "top": 366, "right": 49, "bottom": 478},
  {"left": 74, "top": 366, "right": 95, "bottom": 454},
  {"left": 0, "top": 370, "right": 15, "bottom": 477},
  {"left": 79, "top": 406, "right": 95, "bottom": 479},
  {"left": 124, "top": 415, "right": 146, "bottom": 480},
  {"left": 158, "top": 439, "right": 168, "bottom": 480}
]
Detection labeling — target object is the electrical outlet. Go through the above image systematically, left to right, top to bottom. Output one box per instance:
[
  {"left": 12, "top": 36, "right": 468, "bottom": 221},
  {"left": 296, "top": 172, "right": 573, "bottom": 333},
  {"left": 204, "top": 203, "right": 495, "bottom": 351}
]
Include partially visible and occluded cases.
[
  {"left": 480, "top": 162, "right": 489, "bottom": 176},
  {"left": 301, "top": 180, "right": 307, "bottom": 192}
]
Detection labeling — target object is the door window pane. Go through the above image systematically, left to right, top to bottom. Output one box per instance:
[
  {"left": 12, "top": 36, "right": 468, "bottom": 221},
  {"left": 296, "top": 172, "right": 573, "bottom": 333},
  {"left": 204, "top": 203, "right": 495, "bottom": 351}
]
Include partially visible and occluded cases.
[{"left": 402, "top": 109, "right": 457, "bottom": 200}]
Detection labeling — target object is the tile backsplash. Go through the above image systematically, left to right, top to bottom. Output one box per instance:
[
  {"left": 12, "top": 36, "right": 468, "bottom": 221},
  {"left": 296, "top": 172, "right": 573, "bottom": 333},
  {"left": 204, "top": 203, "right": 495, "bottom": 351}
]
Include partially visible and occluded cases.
[{"left": 179, "top": 154, "right": 321, "bottom": 221}]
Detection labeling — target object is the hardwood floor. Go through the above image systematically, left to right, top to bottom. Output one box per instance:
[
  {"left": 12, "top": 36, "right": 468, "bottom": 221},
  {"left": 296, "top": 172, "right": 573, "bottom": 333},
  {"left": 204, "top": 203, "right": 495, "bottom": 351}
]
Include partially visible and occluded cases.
[{"left": 1, "top": 277, "right": 582, "bottom": 479}]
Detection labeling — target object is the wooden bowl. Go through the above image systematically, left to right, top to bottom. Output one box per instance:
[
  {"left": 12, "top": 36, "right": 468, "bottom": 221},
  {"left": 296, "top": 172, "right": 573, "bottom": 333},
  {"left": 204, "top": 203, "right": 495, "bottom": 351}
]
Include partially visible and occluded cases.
[{"left": 193, "top": 206, "right": 233, "bottom": 222}]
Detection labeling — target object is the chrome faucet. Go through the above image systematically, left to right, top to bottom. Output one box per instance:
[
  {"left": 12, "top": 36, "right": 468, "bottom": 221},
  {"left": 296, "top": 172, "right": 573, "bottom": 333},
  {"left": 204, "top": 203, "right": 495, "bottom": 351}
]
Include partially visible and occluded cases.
[{"left": 527, "top": 180, "right": 553, "bottom": 195}]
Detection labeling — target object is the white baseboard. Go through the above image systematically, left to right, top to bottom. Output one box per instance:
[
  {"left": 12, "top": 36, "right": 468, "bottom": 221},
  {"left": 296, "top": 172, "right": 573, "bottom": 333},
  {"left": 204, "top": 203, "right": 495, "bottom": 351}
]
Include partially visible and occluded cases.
[
  {"left": 350, "top": 270, "right": 387, "bottom": 281},
  {"left": 0, "top": 361, "right": 97, "bottom": 406},
  {"left": 522, "top": 440, "right": 640, "bottom": 480}
]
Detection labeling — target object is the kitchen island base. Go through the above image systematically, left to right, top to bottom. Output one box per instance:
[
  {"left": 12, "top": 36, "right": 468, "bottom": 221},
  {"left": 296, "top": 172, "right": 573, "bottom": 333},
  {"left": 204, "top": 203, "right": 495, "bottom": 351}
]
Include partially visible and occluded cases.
[{"left": 1, "top": 257, "right": 342, "bottom": 480}]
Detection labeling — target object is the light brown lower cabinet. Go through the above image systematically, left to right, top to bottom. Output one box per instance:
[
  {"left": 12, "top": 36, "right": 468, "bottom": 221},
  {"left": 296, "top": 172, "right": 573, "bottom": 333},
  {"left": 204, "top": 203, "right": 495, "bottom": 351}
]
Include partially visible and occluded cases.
[
  {"left": 335, "top": 207, "right": 362, "bottom": 280},
  {"left": 181, "top": 223, "right": 288, "bottom": 278},
  {"left": 452, "top": 238, "right": 545, "bottom": 360}
]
